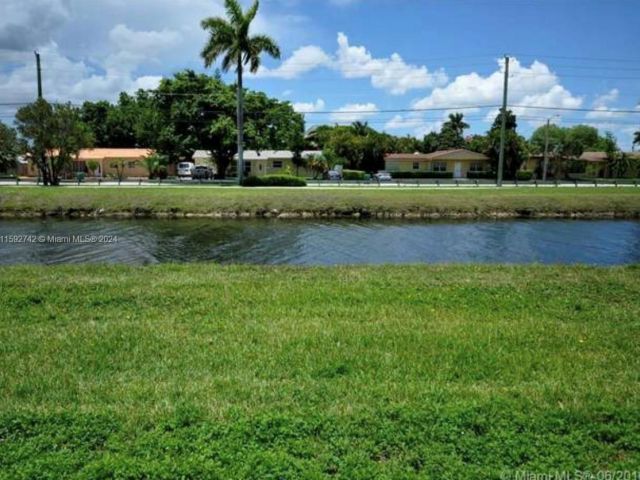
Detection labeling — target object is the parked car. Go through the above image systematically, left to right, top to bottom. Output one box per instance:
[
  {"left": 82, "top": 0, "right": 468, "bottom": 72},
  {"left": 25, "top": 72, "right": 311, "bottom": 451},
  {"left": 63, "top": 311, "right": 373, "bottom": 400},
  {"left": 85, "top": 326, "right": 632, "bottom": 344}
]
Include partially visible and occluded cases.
[
  {"left": 178, "top": 162, "right": 195, "bottom": 178},
  {"left": 192, "top": 165, "right": 214, "bottom": 180},
  {"left": 326, "top": 170, "right": 342, "bottom": 181},
  {"left": 374, "top": 171, "right": 393, "bottom": 182}
]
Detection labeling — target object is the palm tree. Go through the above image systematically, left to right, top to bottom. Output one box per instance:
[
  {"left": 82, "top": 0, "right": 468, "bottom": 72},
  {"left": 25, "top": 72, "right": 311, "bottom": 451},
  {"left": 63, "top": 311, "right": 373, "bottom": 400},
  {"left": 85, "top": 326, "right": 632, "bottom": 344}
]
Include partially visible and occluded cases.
[
  {"left": 201, "top": 0, "right": 280, "bottom": 182},
  {"left": 445, "top": 113, "right": 470, "bottom": 137},
  {"left": 351, "top": 121, "right": 370, "bottom": 136},
  {"left": 633, "top": 130, "right": 640, "bottom": 151}
]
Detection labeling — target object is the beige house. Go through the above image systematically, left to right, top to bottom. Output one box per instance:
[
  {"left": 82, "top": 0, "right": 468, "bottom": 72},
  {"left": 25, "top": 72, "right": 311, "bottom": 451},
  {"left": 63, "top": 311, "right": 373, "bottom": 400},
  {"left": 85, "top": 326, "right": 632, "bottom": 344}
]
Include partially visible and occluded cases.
[
  {"left": 18, "top": 148, "right": 168, "bottom": 178},
  {"left": 71, "top": 148, "right": 160, "bottom": 178},
  {"left": 384, "top": 149, "right": 491, "bottom": 178},
  {"left": 238, "top": 150, "right": 322, "bottom": 177}
]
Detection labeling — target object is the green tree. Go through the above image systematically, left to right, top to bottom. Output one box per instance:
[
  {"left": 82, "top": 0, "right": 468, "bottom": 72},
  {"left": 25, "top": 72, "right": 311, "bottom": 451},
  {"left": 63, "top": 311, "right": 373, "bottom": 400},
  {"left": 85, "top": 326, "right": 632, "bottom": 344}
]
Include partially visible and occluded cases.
[
  {"left": 201, "top": 0, "right": 281, "bottom": 182},
  {"left": 15, "top": 100, "right": 93, "bottom": 185},
  {"left": 487, "top": 110, "right": 527, "bottom": 179},
  {"left": 442, "top": 112, "right": 469, "bottom": 138},
  {"left": 351, "top": 121, "right": 372, "bottom": 137},
  {"left": 0, "top": 122, "right": 22, "bottom": 173},
  {"left": 633, "top": 130, "right": 640, "bottom": 151},
  {"left": 602, "top": 131, "right": 620, "bottom": 178},
  {"left": 422, "top": 132, "right": 439, "bottom": 153},
  {"left": 143, "top": 153, "right": 168, "bottom": 179},
  {"left": 307, "top": 153, "right": 329, "bottom": 179},
  {"left": 86, "top": 160, "right": 100, "bottom": 176}
]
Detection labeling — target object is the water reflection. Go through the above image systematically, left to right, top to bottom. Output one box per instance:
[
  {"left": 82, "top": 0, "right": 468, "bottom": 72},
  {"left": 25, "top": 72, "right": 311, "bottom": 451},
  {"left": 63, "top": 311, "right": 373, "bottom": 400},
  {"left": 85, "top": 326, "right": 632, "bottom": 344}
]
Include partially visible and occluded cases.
[{"left": 1, "top": 218, "right": 639, "bottom": 266}]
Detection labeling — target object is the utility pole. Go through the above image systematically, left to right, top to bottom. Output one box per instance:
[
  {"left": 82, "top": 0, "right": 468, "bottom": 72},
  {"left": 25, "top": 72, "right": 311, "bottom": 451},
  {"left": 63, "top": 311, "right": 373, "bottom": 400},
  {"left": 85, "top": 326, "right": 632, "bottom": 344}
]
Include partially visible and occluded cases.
[
  {"left": 34, "top": 51, "right": 43, "bottom": 99},
  {"left": 497, "top": 55, "right": 509, "bottom": 187},
  {"left": 542, "top": 118, "right": 550, "bottom": 182}
]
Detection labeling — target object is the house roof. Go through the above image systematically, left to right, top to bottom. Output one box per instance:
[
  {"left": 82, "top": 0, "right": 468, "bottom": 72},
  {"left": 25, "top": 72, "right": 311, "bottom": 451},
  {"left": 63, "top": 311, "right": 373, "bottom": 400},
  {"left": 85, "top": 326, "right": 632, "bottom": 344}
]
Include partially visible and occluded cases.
[
  {"left": 76, "top": 148, "right": 153, "bottom": 160},
  {"left": 385, "top": 149, "right": 489, "bottom": 161},
  {"left": 192, "top": 150, "right": 211, "bottom": 159},
  {"left": 236, "top": 150, "right": 322, "bottom": 161},
  {"left": 579, "top": 151, "right": 608, "bottom": 162},
  {"left": 580, "top": 151, "right": 640, "bottom": 162}
]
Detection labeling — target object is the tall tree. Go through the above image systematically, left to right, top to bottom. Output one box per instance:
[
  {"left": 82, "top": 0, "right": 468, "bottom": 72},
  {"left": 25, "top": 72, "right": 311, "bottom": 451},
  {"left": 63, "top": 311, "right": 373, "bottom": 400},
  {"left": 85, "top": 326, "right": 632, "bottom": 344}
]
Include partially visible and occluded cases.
[
  {"left": 200, "top": 0, "right": 281, "bottom": 182},
  {"left": 15, "top": 100, "right": 93, "bottom": 185},
  {"left": 487, "top": 110, "right": 527, "bottom": 179},
  {"left": 443, "top": 112, "right": 470, "bottom": 138},
  {"left": 0, "top": 122, "right": 22, "bottom": 173},
  {"left": 633, "top": 130, "right": 640, "bottom": 151}
]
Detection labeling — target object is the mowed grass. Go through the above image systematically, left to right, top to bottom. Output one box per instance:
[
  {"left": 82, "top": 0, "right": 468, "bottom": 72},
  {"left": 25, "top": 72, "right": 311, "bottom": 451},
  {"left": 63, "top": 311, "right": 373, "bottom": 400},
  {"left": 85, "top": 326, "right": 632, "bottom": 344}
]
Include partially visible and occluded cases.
[
  {"left": 1, "top": 186, "right": 640, "bottom": 217},
  {"left": 0, "top": 264, "right": 639, "bottom": 478}
]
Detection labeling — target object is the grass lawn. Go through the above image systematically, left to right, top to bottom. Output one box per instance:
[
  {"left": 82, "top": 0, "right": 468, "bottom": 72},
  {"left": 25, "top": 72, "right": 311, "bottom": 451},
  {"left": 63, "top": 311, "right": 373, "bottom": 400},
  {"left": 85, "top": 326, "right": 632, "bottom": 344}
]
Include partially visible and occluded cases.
[
  {"left": 1, "top": 186, "right": 640, "bottom": 218},
  {"left": 0, "top": 264, "right": 639, "bottom": 478}
]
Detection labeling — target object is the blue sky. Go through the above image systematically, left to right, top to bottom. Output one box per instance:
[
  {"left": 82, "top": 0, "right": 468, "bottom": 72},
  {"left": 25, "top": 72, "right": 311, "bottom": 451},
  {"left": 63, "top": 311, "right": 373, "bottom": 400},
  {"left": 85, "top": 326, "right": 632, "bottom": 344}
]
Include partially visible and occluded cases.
[{"left": 1, "top": 0, "right": 639, "bottom": 147}]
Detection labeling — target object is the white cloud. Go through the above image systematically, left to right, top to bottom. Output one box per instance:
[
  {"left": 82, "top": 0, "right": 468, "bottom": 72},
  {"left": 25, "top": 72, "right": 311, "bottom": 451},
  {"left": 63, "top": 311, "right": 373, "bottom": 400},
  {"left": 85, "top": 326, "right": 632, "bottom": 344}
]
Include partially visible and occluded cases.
[
  {"left": 0, "top": 0, "right": 71, "bottom": 50},
  {"left": 0, "top": 23, "right": 179, "bottom": 108},
  {"left": 252, "top": 32, "right": 447, "bottom": 95},
  {"left": 335, "top": 33, "right": 447, "bottom": 95},
  {"left": 255, "top": 45, "right": 332, "bottom": 79},
  {"left": 411, "top": 57, "right": 583, "bottom": 127},
  {"left": 585, "top": 88, "right": 620, "bottom": 120},
  {"left": 292, "top": 98, "right": 326, "bottom": 113},
  {"left": 329, "top": 102, "right": 378, "bottom": 124}
]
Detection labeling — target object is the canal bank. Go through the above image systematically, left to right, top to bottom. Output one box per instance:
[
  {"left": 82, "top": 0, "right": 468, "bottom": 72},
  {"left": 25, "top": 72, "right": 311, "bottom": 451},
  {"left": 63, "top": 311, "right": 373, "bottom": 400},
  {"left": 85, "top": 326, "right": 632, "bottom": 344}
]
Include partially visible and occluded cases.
[{"left": 2, "top": 187, "right": 640, "bottom": 219}]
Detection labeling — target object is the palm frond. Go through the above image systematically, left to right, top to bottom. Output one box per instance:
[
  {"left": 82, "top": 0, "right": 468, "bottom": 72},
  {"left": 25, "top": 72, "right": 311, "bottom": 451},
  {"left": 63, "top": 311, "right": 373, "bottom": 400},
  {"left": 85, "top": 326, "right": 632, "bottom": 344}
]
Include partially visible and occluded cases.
[
  {"left": 224, "top": 0, "right": 244, "bottom": 25},
  {"left": 244, "top": 0, "right": 260, "bottom": 24},
  {"left": 201, "top": 17, "right": 236, "bottom": 69},
  {"left": 248, "top": 34, "right": 281, "bottom": 60}
]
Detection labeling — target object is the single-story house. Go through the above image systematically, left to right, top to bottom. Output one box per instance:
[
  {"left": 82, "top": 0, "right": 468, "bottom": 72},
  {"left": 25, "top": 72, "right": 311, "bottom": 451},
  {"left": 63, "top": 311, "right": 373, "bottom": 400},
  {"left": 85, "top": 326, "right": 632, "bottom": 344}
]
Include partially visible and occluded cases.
[
  {"left": 16, "top": 148, "right": 166, "bottom": 178},
  {"left": 71, "top": 148, "right": 166, "bottom": 178},
  {"left": 384, "top": 149, "right": 491, "bottom": 178},
  {"left": 237, "top": 150, "right": 323, "bottom": 177},
  {"left": 578, "top": 151, "right": 640, "bottom": 178}
]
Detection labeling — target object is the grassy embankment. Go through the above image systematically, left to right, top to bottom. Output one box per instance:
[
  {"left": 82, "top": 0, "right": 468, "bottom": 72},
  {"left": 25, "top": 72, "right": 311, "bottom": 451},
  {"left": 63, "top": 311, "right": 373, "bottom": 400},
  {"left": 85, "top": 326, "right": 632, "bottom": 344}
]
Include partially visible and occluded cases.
[
  {"left": 1, "top": 186, "right": 640, "bottom": 218},
  {"left": 1, "top": 264, "right": 639, "bottom": 478}
]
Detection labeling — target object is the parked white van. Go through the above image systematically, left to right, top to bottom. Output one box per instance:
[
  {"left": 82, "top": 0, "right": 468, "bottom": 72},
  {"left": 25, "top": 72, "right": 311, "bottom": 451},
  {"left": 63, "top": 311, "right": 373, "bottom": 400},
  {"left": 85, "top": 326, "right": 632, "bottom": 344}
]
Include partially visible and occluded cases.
[{"left": 178, "top": 162, "right": 195, "bottom": 178}]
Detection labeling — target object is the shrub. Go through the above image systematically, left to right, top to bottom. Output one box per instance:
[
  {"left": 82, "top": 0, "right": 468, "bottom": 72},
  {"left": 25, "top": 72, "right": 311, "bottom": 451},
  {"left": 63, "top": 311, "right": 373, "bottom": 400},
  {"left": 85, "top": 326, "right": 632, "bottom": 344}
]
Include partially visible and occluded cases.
[
  {"left": 342, "top": 170, "right": 366, "bottom": 181},
  {"left": 390, "top": 171, "right": 454, "bottom": 179},
  {"left": 467, "top": 171, "right": 496, "bottom": 180},
  {"left": 516, "top": 171, "right": 534, "bottom": 181},
  {"left": 242, "top": 175, "right": 307, "bottom": 187}
]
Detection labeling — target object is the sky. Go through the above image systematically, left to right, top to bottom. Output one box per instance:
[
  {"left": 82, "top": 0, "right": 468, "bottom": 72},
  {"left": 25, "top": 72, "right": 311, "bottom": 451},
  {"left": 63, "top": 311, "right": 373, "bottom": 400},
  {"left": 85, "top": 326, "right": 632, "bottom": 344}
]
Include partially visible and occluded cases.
[{"left": 1, "top": 0, "right": 639, "bottom": 148}]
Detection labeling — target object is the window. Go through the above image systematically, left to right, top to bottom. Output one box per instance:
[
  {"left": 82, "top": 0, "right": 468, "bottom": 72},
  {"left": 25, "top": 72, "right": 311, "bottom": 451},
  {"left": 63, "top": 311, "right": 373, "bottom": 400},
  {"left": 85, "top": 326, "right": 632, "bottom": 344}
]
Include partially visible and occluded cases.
[
  {"left": 272, "top": 160, "right": 283, "bottom": 169},
  {"left": 127, "top": 161, "right": 137, "bottom": 169},
  {"left": 432, "top": 161, "right": 447, "bottom": 173},
  {"left": 412, "top": 162, "right": 420, "bottom": 170},
  {"left": 469, "top": 162, "right": 484, "bottom": 173}
]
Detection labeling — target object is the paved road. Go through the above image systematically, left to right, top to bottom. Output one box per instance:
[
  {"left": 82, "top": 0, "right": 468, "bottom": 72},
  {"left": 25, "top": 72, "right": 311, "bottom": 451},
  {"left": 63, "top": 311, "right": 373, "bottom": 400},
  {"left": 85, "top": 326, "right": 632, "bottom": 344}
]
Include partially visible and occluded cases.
[{"left": 0, "top": 179, "right": 637, "bottom": 189}]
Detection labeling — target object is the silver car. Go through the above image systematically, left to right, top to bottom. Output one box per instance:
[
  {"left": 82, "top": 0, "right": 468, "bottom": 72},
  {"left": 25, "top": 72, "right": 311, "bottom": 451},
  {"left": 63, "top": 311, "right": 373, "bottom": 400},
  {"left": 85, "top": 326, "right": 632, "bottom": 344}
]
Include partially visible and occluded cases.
[{"left": 374, "top": 171, "right": 393, "bottom": 182}]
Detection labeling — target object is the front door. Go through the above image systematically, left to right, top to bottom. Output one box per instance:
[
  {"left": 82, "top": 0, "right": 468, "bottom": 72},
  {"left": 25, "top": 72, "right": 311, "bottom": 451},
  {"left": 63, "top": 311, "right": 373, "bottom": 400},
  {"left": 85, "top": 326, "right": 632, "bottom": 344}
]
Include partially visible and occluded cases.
[{"left": 454, "top": 162, "right": 462, "bottom": 178}]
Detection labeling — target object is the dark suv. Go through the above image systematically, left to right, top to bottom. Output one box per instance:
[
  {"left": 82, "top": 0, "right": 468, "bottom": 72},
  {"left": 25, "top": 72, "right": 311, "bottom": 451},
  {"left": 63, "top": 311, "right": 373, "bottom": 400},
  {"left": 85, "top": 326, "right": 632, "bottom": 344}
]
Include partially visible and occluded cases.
[{"left": 192, "top": 166, "right": 214, "bottom": 180}]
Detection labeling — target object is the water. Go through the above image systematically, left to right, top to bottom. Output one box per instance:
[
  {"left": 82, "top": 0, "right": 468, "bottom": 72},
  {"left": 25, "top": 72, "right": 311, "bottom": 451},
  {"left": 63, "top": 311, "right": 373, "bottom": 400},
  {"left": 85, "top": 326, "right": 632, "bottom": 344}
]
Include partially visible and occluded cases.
[{"left": 1, "top": 218, "right": 639, "bottom": 266}]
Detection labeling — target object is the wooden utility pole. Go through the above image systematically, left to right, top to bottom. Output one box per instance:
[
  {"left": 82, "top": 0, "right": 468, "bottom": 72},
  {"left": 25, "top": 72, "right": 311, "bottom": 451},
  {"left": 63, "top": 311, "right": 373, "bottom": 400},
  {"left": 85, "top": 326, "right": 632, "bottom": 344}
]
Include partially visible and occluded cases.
[
  {"left": 34, "top": 51, "right": 43, "bottom": 99},
  {"left": 497, "top": 55, "right": 510, "bottom": 187},
  {"left": 542, "top": 118, "right": 550, "bottom": 181}
]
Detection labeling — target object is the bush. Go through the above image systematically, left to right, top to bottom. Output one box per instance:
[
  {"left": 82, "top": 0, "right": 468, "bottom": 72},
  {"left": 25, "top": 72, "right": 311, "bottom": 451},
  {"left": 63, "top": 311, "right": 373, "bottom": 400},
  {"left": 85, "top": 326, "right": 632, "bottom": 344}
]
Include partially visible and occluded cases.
[
  {"left": 342, "top": 169, "right": 366, "bottom": 181},
  {"left": 390, "top": 171, "right": 454, "bottom": 179},
  {"left": 467, "top": 171, "right": 496, "bottom": 180},
  {"left": 516, "top": 171, "right": 534, "bottom": 181},
  {"left": 242, "top": 175, "right": 307, "bottom": 187}
]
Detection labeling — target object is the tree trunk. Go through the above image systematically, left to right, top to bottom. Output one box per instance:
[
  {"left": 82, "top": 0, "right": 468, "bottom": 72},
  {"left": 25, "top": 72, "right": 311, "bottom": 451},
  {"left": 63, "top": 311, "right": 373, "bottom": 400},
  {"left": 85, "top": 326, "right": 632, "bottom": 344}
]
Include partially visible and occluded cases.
[{"left": 236, "top": 59, "right": 245, "bottom": 184}]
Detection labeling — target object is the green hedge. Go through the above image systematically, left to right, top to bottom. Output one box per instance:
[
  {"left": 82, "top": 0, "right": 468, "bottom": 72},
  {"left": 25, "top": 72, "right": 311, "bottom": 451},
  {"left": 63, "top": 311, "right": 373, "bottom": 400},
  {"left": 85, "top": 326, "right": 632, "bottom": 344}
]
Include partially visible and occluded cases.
[
  {"left": 342, "top": 169, "right": 366, "bottom": 181},
  {"left": 390, "top": 171, "right": 454, "bottom": 179},
  {"left": 467, "top": 171, "right": 496, "bottom": 180},
  {"left": 516, "top": 171, "right": 534, "bottom": 181},
  {"left": 242, "top": 175, "right": 307, "bottom": 187}
]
